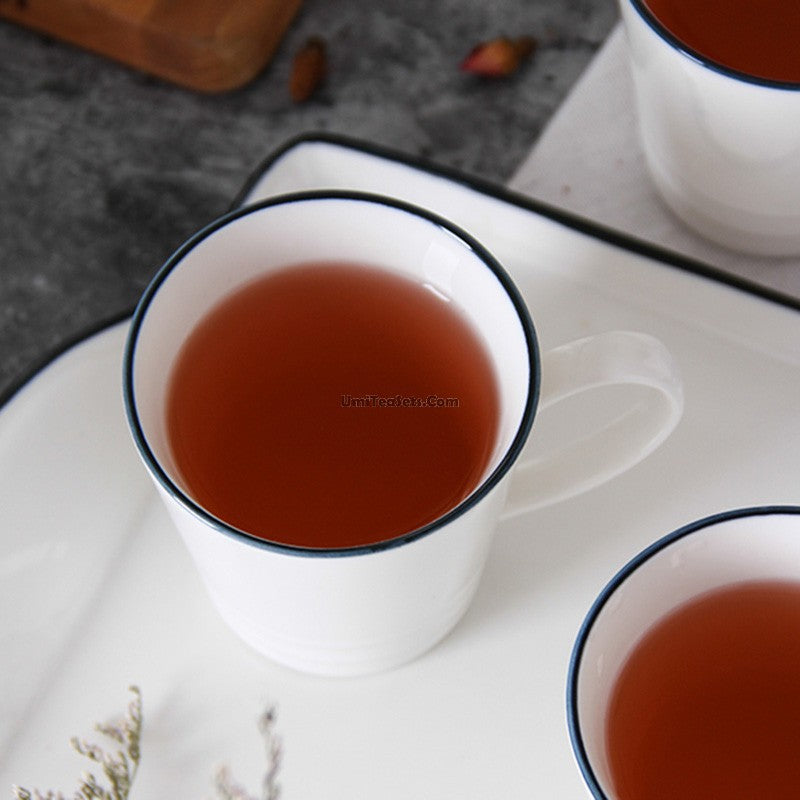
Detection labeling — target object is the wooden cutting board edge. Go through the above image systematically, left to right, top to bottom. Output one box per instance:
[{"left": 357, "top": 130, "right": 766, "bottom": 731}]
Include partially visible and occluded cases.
[{"left": 0, "top": 0, "right": 304, "bottom": 93}]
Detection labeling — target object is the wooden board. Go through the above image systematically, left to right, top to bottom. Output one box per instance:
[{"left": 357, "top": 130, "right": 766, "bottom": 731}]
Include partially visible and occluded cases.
[{"left": 0, "top": 0, "right": 304, "bottom": 93}]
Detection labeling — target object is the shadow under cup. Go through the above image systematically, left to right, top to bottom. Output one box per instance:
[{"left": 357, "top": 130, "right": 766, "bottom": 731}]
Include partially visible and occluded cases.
[
  {"left": 123, "top": 191, "right": 538, "bottom": 676},
  {"left": 568, "top": 506, "right": 800, "bottom": 799}
]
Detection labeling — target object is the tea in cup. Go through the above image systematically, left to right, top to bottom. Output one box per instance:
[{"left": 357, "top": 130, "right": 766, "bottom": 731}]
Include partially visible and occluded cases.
[
  {"left": 619, "top": 0, "right": 800, "bottom": 255},
  {"left": 124, "top": 191, "right": 682, "bottom": 675},
  {"left": 569, "top": 506, "right": 800, "bottom": 798}
]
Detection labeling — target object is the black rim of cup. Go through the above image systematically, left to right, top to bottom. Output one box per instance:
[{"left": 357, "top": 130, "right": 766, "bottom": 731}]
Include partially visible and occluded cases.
[
  {"left": 629, "top": 0, "right": 800, "bottom": 91},
  {"left": 122, "top": 190, "right": 540, "bottom": 558},
  {"left": 567, "top": 503, "right": 800, "bottom": 799}
]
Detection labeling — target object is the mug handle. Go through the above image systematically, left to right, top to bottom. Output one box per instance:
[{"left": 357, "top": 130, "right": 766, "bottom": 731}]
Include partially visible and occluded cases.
[{"left": 502, "top": 331, "right": 683, "bottom": 517}]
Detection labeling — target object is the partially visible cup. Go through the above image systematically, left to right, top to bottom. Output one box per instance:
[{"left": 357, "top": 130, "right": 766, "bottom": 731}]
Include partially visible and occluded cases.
[
  {"left": 619, "top": 0, "right": 800, "bottom": 255},
  {"left": 124, "top": 191, "right": 682, "bottom": 676},
  {"left": 569, "top": 506, "right": 800, "bottom": 799}
]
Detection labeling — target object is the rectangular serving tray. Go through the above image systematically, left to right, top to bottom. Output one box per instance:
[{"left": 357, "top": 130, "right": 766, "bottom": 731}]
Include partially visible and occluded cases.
[{"left": 2, "top": 134, "right": 798, "bottom": 798}]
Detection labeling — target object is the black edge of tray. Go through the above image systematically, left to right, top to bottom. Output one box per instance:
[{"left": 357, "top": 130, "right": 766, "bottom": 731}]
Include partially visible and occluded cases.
[{"left": 4, "top": 131, "right": 799, "bottom": 415}]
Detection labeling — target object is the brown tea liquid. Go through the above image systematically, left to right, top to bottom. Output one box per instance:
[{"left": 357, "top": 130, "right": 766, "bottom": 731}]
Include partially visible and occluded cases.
[
  {"left": 643, "top": 0, "right": 800, "bottom": 83},
  {"left": 166, "top": 262, "right": 500, "bottom": 549},
  {"left": 606, "top": 580, "right": 800, "bottom": 799}
]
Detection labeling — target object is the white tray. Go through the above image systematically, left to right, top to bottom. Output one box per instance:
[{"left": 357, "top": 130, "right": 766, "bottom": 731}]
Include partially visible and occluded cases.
[{"left": 3, "top": 135, "right": 799, "bottom": 798}]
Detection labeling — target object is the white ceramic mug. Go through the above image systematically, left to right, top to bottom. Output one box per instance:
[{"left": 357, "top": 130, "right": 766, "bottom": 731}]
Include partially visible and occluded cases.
[
  {"left": 619, "top": 0, "right": 800, "bottom": 255},
  {"left": 123, "top": 191, "right": 683, "bottom": 676},
  {"left": 568, "top": 506, "right": 800, "bottom": 798}
]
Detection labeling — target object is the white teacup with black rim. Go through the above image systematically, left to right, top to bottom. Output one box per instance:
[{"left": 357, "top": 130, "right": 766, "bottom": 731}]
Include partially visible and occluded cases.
[
  {"left": 619, "top": 0, "right": 800, "bottom": 254},
  {"left": 123, "top": 190, "right": 683, "bottom": 676},
  {"left": 569, "top": 505, "right": 800, "bottom": 798}
]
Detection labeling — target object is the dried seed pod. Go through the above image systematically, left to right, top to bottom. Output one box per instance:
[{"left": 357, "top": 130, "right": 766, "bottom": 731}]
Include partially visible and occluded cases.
[
  {"left": 290, "top": 36, "right": 326, "bottom": 102},
  {"left": 460, "top": 36, "right": 537, "bottom": 77}
]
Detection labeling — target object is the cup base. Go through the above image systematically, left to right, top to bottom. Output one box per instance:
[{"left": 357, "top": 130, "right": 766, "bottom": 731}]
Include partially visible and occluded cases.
[
  {"left": 647, "top": 159, "right": 800, "bottom": 258},
  {"left": 213, "top": 586, "right": 479, "bottom": 677}
]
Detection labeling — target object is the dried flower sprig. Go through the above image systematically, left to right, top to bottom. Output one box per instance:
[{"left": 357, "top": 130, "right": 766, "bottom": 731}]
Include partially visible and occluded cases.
[
  {"left": 13, "top": 685, "right": 142, "bottom": 800},
  {"left": 13, "top": 687, "right": 282, "bottom": 800},
  {"left": 213, "top": 707, "right": 282, "bottom": 800}
]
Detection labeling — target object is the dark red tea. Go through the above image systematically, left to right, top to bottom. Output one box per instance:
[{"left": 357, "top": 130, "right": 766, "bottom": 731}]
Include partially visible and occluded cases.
[
  {"left": 643, "top": 0, "right": 800, "bottom": 83},
  {"left": 166, "top": 262, "right": 500, "bottom": 549},
  {"left": 606, "top": 580, "right": 800, "bottom": 800}
]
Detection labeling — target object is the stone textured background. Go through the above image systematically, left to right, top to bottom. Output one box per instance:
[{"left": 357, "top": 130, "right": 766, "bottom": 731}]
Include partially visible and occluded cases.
[{"left": 0, "top": 0, "right": 617, "bottom": 396}]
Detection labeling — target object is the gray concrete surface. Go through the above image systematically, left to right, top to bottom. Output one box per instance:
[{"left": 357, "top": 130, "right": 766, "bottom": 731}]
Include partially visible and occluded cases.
[{"left": 0, "top": 0, "right": 618, "bottom": 396}]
